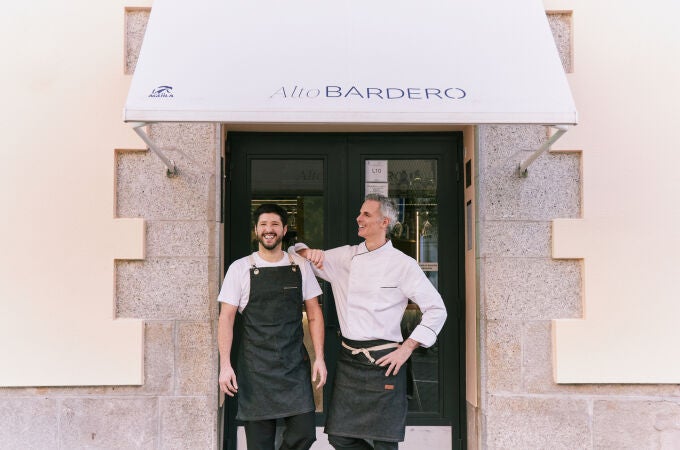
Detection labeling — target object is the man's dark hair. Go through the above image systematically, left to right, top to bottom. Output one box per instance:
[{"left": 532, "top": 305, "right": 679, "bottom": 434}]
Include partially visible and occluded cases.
[{"left": 253, "top": 203, "right": 288, "bottom": 226}]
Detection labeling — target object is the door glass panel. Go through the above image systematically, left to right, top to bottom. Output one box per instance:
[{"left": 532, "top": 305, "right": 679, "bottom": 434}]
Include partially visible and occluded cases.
[
  {"left": 250, "top": 159, "right": 325, "bottom": 412},
  {"left": 367, "top": 159, "right": 440, "bottom": 414}
]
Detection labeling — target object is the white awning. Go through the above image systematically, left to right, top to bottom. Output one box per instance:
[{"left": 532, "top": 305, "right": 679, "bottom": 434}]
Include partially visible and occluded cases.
[{"left": 124, "top": 0, "right": 577, "bottom": 126}]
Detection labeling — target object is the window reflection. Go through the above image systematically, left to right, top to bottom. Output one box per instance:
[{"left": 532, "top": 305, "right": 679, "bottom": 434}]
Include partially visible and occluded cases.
[{"left": 369, "top": 159, "right": 441, "bottom": 414}]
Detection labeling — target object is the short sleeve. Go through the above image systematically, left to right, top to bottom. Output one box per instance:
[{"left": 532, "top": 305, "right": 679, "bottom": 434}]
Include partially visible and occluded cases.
[
  {"left": 217, "top": 260, "right": 246, "bottom": 307},
  {"left": 301, "top": 261, "right": 322, "bottom": 300}
]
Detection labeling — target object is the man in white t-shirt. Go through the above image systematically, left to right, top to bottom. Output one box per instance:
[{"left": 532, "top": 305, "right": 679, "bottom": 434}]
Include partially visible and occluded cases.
[{"left": 218, "top": 203, "right": 326, "bottom": 450}]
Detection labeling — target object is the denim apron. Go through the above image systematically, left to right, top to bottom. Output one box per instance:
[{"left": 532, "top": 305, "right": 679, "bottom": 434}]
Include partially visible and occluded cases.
[
  {"left": 235, "top": 255, "right": 315, "bottom": 421},
  {"left": 325, "top": 337, "right": 408, "bottom": 442}
]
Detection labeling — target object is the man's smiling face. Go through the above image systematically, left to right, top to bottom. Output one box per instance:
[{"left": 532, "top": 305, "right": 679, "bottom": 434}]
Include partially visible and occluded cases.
[
  {"left": 356, "top": 199, "right": 387, "bottom": 242},
  {"left": 255, "top": 212, "right": 287, "bottom": 251}
]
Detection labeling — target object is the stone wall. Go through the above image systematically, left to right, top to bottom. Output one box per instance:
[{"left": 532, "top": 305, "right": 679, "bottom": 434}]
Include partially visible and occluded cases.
[
  {"left": 473, "top": 12, "right": 680, "bottom": 450},
  {"left": 115, "top": 121, "right": 221, "bottom": 448},
  {"left": 0, "top": 124, "right": 221, "bottom": 450},
  {"left": 475, "top": 124, "right": 585, "bottom": 449},
  {"left": 475, "top": 126, "right": 680, "bottom": 448}
]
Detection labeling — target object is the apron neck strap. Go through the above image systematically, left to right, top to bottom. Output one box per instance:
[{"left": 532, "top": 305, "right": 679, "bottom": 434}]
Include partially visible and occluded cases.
[
  {"left": 249, "top": 252, "right": 297, "bottom": 268},
  {"left": 287, "top": 253, "right": 296, "bottom": 266}
]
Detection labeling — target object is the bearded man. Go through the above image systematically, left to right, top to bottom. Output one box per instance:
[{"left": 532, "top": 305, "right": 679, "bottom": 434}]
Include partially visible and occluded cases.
[{"left": 218, "top": 203, "right": 327, "bottom": 450}]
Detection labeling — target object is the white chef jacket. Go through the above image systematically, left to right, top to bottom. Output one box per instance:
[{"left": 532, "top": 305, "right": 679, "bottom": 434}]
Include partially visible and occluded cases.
[
  {"left": 292, "top": 241, "right": 446, "bottom": 347},
  {"left": 218, "top": 252, "right": 322, "bottom": 312}
]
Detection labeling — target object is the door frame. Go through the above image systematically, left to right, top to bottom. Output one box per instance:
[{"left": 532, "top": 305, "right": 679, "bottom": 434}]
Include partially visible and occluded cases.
[{"left": 222, "top": 132, "right": 466, "bottom": 449}]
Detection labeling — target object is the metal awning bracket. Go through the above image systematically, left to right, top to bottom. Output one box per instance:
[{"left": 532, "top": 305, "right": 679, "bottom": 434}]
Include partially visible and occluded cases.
[
  {"left": 129, "top": 122, "right": 178, "bottom": 177},
  {"left": 518, "top": 125, "right": 570, "bottom": 177}
]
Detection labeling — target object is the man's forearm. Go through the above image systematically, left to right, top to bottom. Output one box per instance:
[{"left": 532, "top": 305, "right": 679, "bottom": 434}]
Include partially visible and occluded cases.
[
  {"left": 306, "top": 299, "right": 325, "bottom": 359},
  {"left": 217, "top": 306, "right": 237, "bottom": 369},
  {"left": 310, "top": 318, "right": 324, "bottom": 359},
  {"left": 401, "top": 338, "right": 420, "bottom": 352}
]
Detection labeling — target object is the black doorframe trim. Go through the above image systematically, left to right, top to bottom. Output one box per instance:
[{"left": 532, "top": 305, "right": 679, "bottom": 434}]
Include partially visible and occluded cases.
[{"left": 222, "top": 131, "right": 466, "bottom": 449}]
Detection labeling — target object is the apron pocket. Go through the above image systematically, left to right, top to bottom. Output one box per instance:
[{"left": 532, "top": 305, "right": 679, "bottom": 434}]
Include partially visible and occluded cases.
[
  {"left": 281, "top": 286, "right": 302, "bottom": 323},
  {"left": 363, "top": 370, "right": 400, "bottom": 393}
]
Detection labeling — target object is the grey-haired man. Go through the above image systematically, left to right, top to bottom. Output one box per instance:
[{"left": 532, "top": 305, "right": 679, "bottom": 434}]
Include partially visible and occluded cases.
[{"left": 294, "top": 194, "right": 447, "bottom": 450}]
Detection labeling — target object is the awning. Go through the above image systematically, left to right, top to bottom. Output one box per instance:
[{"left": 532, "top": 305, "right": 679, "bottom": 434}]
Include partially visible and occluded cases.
[{"left": 124, "top": 0, "right": 577, "bottom": 126}]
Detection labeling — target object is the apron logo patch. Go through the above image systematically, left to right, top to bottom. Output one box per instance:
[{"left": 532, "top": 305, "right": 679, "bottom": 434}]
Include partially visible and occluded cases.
[{"left": 384, "top": 384, "right": 395, "bottom": 390}]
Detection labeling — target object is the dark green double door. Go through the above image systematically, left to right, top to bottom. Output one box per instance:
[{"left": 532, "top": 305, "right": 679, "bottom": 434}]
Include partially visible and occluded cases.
[{"left": 224, "top": 132, "right": 465, "bottom": 448}]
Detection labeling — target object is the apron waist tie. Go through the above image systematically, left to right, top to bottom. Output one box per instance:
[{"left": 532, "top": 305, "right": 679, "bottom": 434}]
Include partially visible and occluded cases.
[{"left": 341, "top": 341, "right": 399, "bottom": 364}]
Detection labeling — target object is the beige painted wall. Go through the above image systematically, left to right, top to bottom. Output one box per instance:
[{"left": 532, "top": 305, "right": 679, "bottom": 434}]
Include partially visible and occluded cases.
[
  {"left": 0, "top": 0, "right": 151, "bottom": 385},
  {"left": 1, "top": 0, "right": 678, "bottom": 393},
  {"left": 546, "top": 0, "right": 680, "bottom": 382}
]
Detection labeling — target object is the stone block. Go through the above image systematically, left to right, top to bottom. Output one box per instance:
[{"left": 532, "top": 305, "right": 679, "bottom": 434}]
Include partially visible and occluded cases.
[
  {"left": 124, "top": 8, "right": 150, "bottom": 75},
  {"left": 547, "top": 12, "right": 572, "bottom": 73},
  {"left": 148, "top": 123, "right": 218, "bottom": 175},
  {"left": 477, "top": 125, "right": 581, "bottom": 221},
  {"left": 478, "top": 125, "right": 546, "bottom": 169},
  {"left": 116, "top": 149, "right": 215, "bottom": 221},
  {"left": 482, "top": 154, "right": 581, "bottom": 220},
  {"left": 209, "top": 219, "right": 220, "bottom": 259},
  {"left": 209, "top": 220, "right": 218, "bottom": 258},
  {"left": 146, "top": 221, "right": 211, "bottom": 257},
  {"left": 481, "top": 221, "right": 552, "bottom": 257},
  {"left": 209, "top": 257, "right": 221, "bottom": 321},
  {"left": 484, "top": 257, "right": 581, "bottom": 320},
  {"left": 116, "top": 258, "right": 211, "bottom": 321},
  {"left": 485, "top": 320, "right": 522, "bottom": 393},
  {"left": 523, "top": 320, "right": 563, "bottom": 393},
  {"left": 145, "top": 321, "right": 175, "bottom": 393},
  {"left": 177, "top": 321, "right": 216, "bottom": 395},
  {"left": 486, "top": 395, "right": 590, "bottom": 449},
  {"left": 160, "top": 397, "right": 216, "bottom": 449},
  {"left": 0, "top": 398, "right": 58, "bottom": 449},
  {"left": 60, "top": 398, "right": 157, "bottom": 448},
  {"left": 594, "top": 400, "right": 680, "bottom": 449},
  {"left": 467, "top": 401, "right": 480, "bottom": 450},
  {"left": 402, "top": 427, "right": 452, "bottom": 449}
]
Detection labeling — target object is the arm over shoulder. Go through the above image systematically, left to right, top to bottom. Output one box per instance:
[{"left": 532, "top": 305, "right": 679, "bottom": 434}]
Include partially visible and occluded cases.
[{"left": 290, "top": 243, "right": 353, "bottom": 283}]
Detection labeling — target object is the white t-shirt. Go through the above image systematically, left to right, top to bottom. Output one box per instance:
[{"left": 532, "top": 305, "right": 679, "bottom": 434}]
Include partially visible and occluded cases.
[{"left": 218, "top": 251, "right": 322, "bottom": 312}]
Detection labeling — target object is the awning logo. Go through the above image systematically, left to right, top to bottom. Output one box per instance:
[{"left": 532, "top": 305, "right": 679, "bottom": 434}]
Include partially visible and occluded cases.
[
  {"left": 270, "top": 85, "right": 466, "bottom": 101},
  {"left": 149, "top": 86, "right": 174, "bottom": 98}
]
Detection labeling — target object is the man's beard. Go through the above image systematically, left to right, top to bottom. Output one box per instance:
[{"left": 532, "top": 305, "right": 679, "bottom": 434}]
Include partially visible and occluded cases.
[{"left": 258, "top": 232, "right": 283, "bottom": 250}]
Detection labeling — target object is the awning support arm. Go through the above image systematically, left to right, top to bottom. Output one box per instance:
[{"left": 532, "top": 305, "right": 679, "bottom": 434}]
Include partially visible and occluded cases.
[
  {"left": 130, "top": 122, "right": 178, "bottom": 177},
  {"left": 518, "top": 125, "right": 570, "bottom": 177}
]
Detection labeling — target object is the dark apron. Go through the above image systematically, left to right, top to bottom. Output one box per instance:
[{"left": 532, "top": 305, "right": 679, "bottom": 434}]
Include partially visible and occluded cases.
[
  {"left": 235, "top": 255, "right": 315, "bottom": 421},
  {"left": 325, "top": 337, "right": 408, "bottom": 442}
]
